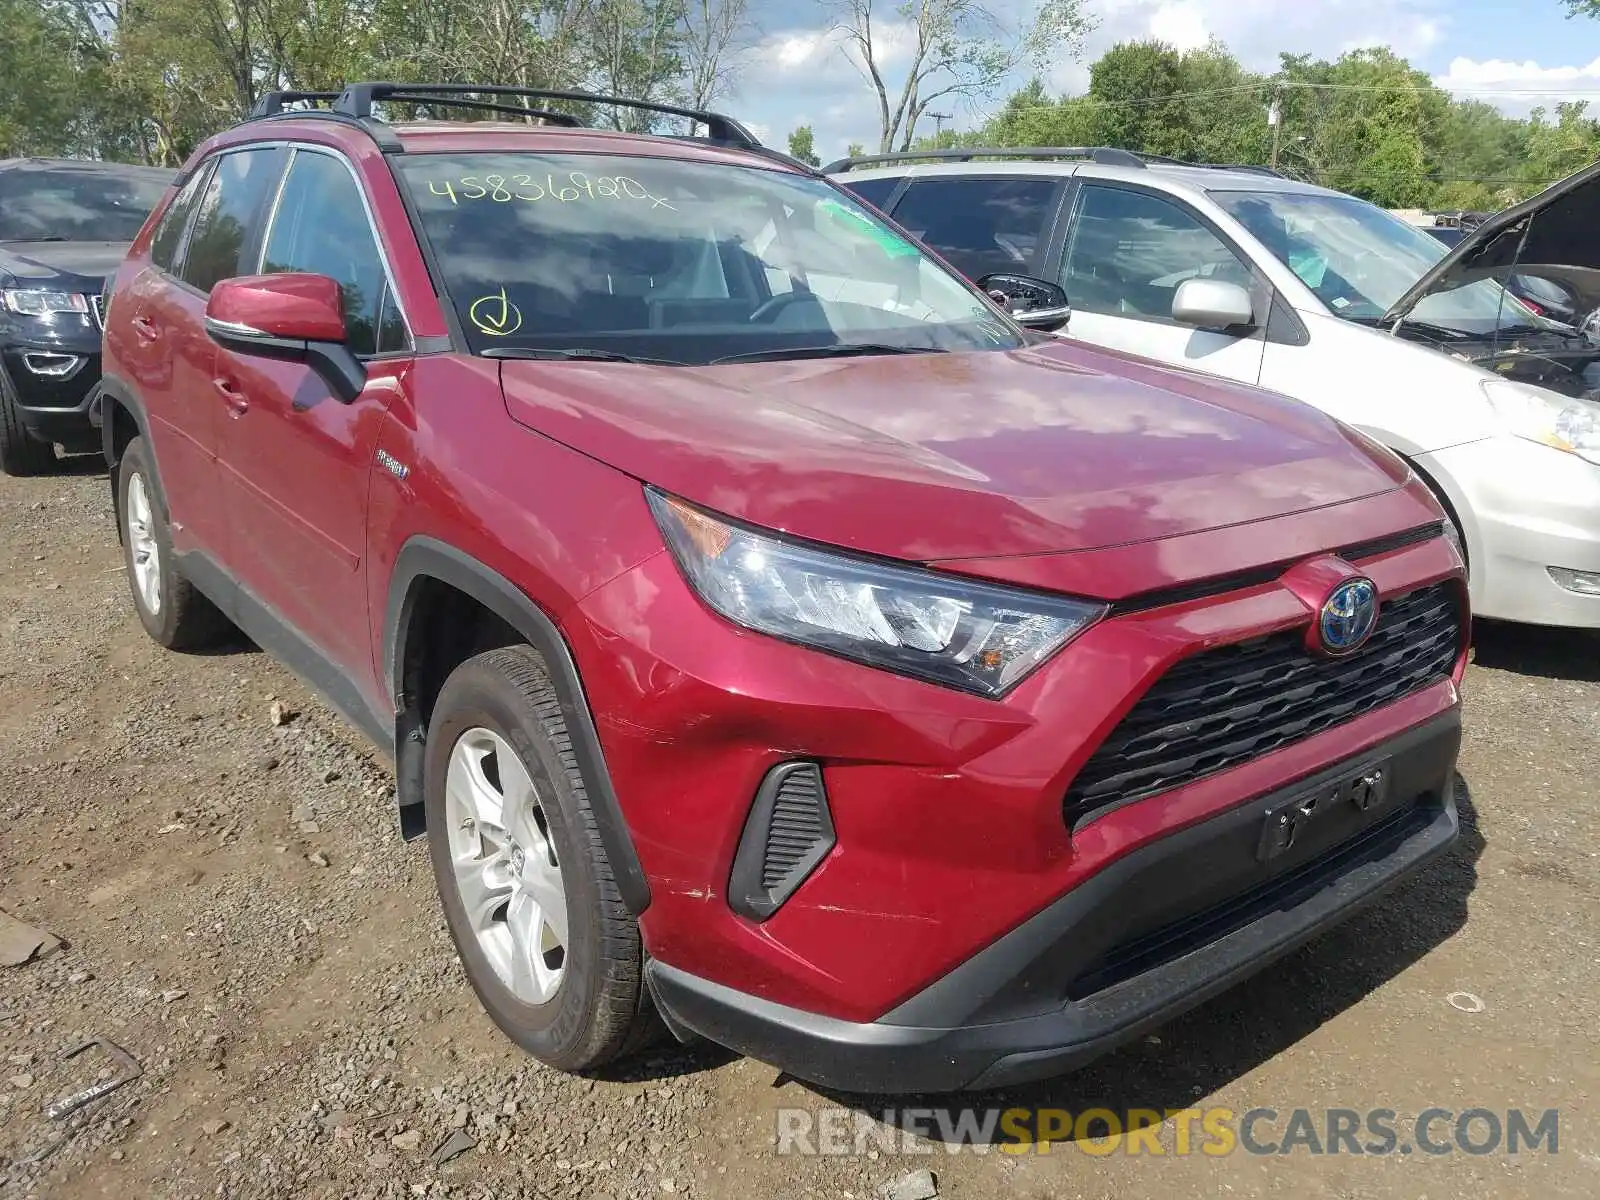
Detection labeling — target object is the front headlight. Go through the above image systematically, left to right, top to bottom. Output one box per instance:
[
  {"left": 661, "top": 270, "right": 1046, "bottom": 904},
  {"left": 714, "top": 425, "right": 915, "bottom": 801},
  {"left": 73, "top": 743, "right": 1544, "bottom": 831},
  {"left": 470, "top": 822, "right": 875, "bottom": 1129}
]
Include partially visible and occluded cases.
[
  {"left": 2, "top": 289, "right": 90, "bottom": 317},
  {"left": 1483, "top": 379, "right": 1600, "bottom": 466},
  {"left": 648, "top": 491, "right": 1105, "bottom": 697}
]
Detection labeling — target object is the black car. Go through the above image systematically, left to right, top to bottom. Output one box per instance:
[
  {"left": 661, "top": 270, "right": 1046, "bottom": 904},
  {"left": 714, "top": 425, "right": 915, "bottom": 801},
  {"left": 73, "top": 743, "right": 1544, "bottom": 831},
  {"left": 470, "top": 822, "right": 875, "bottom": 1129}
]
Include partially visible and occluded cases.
[{"left": 1, "top": 158, "right": 173, "bottom": 475}]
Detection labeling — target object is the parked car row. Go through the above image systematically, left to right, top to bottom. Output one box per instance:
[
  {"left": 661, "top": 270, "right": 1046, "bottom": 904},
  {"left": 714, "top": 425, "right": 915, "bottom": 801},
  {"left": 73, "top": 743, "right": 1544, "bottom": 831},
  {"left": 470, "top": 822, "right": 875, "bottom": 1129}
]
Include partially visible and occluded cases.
[
  {"left": 5, "top": 92, "right": 1515, "bottom": 1093},
  {"left": 825, "top": 148, "right": 1600, "bottom": 630},
  {"left": 0, "top": 157, "right": 174, "bottom": 473}
]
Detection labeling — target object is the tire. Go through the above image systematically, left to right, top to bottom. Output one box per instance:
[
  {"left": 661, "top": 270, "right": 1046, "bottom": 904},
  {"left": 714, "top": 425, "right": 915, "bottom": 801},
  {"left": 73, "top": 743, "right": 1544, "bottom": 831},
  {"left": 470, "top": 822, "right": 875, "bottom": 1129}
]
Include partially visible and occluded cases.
[
  {"left": 0, "top": 371, "right": 57, "bottom": 476},
  {"left": 117, "top": 437, "right": 231, "bottom": 650},
  {"left": 425, "top": 645, "right": 655, "bottom": 1072}
]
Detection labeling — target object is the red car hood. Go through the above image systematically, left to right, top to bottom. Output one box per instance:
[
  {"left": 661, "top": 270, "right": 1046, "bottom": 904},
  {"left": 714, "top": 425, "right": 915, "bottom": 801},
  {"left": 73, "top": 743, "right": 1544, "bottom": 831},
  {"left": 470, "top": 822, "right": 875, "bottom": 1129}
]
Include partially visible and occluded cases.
[{"left": 500, "top": 341, "right": 1404, "bottom": 564}]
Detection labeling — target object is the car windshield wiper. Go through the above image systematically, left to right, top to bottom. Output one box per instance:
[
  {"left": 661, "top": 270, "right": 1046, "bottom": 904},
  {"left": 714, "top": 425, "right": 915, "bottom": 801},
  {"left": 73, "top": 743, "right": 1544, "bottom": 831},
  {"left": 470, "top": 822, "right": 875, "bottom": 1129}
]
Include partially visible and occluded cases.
[
  {"left": 0, "top": 234, "right": 70, "bottom": 243},
  {"left": 1361, "top": 315, "right": 1476, "bottom": 341},
  {"left": 711, "top": 343, "right": 945, "bottom": 366},
  {"left": 480, "top": 346, "right": 684, "bottom": 365}
]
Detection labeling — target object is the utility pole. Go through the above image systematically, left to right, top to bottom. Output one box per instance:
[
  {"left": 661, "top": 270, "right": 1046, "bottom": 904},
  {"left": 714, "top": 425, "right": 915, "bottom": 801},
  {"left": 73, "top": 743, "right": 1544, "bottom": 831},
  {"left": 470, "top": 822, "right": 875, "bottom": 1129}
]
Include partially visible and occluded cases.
[
  {"left": 1268, "top": 91, "right": 1282, "bottom": 169},
  {"left": 930, "top": 111, "right": 951, "bottom": 138}
]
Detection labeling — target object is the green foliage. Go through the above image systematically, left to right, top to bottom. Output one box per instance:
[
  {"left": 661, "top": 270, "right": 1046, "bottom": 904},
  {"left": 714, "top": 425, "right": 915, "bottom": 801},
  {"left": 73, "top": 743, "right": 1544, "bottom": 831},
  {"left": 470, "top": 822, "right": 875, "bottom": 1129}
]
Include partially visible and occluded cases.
[
  {"left": 0, "top": 0, "right": 738, "bottom": 164},
  {"left": 0, "top": 0, "right": 90, "bottom": 156},
  {"left": 969, "top": 39, "right": 1591, "bottom": 210},
  {"left": 1520, "top": 102, "right": 1600, "bottom": 194},
  {"left": 787, "top": 125, "right": 821, "bottom": 167}
]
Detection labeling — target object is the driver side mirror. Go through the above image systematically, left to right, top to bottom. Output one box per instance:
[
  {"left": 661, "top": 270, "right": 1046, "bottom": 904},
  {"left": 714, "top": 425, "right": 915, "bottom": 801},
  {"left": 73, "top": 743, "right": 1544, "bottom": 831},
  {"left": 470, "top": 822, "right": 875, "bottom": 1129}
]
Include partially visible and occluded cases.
[
  {"left": 977, "top": 272, "right": 1071, "bottom": 332},
  {"left": 204, "top": 273, "right": 367, "bottom": 403},
  {"left": 1171, "top": 278, "right": 1255, "bottom": 332}
]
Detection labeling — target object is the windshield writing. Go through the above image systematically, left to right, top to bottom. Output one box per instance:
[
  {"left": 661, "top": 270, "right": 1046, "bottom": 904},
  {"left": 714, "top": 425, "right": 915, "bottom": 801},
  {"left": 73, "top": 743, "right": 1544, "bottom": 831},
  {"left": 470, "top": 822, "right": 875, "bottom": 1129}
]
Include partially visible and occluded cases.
[{"left": 395, "top": 154, "right": 1016, "bottom": 363}]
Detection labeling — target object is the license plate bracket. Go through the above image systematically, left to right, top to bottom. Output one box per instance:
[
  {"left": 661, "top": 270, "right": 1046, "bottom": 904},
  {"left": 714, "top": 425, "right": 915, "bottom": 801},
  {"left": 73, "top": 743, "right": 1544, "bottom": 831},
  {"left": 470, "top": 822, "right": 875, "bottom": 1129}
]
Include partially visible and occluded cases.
[{"left": 1257, "top": 757, "right": 1393, "bottom": 862}]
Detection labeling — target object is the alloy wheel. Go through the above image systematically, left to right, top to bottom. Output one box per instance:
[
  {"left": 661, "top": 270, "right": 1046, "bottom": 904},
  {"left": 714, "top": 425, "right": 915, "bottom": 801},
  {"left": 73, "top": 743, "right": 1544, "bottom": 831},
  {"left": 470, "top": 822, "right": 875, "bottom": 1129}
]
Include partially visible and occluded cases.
[
  {"left": 125, "top": 472, "right": 162, "bottom": 615},
  {"left": 444, "top": 727, "right": 568, "bottom": 1004}
]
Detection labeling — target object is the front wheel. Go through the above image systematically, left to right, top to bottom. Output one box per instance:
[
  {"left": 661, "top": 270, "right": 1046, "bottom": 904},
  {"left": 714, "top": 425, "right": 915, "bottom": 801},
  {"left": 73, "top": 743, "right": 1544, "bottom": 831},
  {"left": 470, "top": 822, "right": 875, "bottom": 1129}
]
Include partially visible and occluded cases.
[
  {"left": 0, "top": 372, "right": 56, "bottom": 476},
  {"left": 425, "top": 645, "right": 655, "bottom": 1071}
]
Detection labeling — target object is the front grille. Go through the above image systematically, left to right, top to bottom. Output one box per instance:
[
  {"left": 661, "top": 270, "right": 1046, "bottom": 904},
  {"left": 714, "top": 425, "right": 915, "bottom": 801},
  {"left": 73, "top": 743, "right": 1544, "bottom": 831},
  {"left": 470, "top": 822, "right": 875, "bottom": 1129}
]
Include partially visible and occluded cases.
[{"left": 1064, "top": 582, "right": 1463, "bottom": 828}]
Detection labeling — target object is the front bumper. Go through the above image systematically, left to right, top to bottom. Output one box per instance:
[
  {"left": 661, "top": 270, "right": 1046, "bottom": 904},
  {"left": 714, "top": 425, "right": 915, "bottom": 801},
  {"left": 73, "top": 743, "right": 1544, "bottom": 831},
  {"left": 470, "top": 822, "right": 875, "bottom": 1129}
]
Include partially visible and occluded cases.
[
  {"left": 2, "top": 344, "right": 103, "bottom": 452},
  {"left": 1419, "top": 436, "right": 1600, "bottom": 628},
  {"left": 571, "top": 494, "right": 1464, "bottom": 1024},
  {"left": 648, "top": 711, "right": 1461, "bottom": 1093}
]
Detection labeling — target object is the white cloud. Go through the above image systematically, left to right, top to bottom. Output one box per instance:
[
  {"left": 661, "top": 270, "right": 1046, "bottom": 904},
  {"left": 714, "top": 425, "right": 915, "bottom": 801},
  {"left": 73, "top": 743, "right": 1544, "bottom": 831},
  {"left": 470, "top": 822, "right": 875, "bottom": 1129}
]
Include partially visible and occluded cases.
[
  {"left": 1047, "top": 0, "right": 1449, "bottom": 92},
  {"left": 1146, "top": 2, "right": 1210, "bottom": 54},
  {"left": 764, "top": 29, "right": 835, "bottom": 73},
  {"left": 1432, "top": 55, "right": 1600, "bottom": 113}
]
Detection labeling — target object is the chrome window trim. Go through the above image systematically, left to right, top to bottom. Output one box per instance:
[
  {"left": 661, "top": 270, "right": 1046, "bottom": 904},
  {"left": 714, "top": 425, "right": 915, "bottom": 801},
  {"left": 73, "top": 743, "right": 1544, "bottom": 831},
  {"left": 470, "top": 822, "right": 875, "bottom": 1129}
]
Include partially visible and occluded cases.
[{"left": 253, "top": 141, "right": 414, "bottom": 353}]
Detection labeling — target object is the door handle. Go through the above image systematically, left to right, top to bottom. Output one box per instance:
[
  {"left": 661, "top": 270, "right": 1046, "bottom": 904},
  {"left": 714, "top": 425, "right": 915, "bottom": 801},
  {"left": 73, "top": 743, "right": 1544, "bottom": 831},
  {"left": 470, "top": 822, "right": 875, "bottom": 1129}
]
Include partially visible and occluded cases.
[
  {"left": 132, "top": 315, "right": 160, "bottom": 343},
  {"left": 212, "top": 377, "right": 249, "bottom": 416}
]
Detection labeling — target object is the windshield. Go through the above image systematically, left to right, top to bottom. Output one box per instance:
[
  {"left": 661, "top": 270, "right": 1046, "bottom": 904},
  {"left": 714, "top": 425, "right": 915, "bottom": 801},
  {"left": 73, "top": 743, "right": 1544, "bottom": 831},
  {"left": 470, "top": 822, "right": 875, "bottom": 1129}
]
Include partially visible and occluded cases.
[
  {"left": 394, "top": 153, "right": 1019, "bottom": 363},
  {"left": 0, "top": 167, "right": 172, "bottom": 242},
  {"left": 1213, "top": 190, "right": 1531, "bottom": 333}
]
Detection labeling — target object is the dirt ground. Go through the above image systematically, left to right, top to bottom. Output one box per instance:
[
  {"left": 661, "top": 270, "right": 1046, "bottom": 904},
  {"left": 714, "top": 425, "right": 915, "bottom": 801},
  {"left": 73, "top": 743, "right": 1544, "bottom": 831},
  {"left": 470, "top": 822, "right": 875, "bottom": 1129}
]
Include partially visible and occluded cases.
[{"left": 0, "top": 460, "right": 1596, "bottom": 1200}]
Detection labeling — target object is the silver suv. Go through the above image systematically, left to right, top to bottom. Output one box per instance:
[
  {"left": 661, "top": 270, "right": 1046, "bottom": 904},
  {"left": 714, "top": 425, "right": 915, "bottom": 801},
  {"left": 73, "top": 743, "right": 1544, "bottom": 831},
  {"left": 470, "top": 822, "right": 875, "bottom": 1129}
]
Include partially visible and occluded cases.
[{"left": 827, "top": 148, "right": 1600, "bottom": 629}]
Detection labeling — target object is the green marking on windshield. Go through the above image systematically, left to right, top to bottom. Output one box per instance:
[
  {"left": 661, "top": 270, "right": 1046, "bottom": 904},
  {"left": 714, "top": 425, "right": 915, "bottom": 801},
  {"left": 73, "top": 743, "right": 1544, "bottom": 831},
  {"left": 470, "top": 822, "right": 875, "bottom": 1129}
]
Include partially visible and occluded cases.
[
  {"left": 818, "top": 198, "right": 920, "bottom": 258},
  {"left": 1289, "top": 249, "right": 1328, "bottom": 289}
]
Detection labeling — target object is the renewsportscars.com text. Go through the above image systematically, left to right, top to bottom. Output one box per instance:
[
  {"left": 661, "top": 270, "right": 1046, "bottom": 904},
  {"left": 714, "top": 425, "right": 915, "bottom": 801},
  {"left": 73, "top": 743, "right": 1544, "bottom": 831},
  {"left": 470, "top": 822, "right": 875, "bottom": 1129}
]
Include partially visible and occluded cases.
[{"left": 775, "top": 1106, "right": 1560, "bottom": 1158}]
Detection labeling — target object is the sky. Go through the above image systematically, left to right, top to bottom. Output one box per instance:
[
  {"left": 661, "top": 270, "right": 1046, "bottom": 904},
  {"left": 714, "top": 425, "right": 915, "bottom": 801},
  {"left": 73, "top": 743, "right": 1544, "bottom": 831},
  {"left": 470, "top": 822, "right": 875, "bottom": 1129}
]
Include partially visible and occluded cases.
[{"left": 722, "top": 0, "right": 1600, "bottom": 162}]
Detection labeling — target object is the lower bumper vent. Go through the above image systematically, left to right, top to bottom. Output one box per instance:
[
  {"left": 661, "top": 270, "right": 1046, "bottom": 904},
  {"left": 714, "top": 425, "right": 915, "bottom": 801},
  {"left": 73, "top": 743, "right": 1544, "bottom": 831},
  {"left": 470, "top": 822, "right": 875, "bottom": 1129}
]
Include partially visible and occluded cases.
[{"left": 729, "top": 762, "right": 835, "bottom": 921}]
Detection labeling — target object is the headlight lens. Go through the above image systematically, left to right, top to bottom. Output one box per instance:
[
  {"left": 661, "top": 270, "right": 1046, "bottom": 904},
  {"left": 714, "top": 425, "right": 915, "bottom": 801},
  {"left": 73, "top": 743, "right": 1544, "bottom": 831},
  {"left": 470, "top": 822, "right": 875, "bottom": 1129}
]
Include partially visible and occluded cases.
[
  {"left": 2, "top": 289, "right": 90, "bottom": 317},
  {"left": 1483, "top": 379, "right": 1600, "bottom": 466},
  {"left": 649, "top": 491, "right": 1105, "bottom": 697}
]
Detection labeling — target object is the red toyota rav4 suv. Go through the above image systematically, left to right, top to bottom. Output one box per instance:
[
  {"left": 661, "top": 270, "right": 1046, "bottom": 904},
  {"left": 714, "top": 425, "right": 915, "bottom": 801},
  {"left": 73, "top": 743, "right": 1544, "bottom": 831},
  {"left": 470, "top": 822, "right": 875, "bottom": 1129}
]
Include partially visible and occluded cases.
[{"left": 100, "top": 83, "right": 1469, "bottom": 1093}]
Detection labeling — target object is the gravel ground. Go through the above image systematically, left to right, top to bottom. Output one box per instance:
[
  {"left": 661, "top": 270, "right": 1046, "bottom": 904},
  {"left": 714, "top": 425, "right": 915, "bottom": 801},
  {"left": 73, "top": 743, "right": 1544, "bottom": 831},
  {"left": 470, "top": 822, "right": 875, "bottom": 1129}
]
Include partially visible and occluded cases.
[{"left": 0, "top": 462, "right": 1595, "bottom": 1200}]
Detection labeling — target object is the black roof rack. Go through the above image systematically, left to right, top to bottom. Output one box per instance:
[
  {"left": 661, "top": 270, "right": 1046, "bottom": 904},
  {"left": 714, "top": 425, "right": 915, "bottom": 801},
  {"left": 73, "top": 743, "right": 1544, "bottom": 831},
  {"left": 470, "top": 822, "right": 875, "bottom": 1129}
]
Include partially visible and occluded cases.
[
  {"left": 330, "top": 82, "right": 762, "bottom": 150},
  {"left": 249, "top": 91, "right": 343, "bottom": 119},
  {"left": 822, "top": 145, "right": 1290, "bottom": 178},
  {"left": 822, "top": 146, "right": 1148, "bottom": 172}
]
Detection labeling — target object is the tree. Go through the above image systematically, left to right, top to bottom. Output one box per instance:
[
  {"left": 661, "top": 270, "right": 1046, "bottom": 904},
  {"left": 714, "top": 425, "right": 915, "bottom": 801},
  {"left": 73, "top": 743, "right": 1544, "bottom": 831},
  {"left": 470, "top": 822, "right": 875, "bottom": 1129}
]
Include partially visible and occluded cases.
[
  {"left": 0, "top": 0, "right": 85, "bottom": 156},
  {"left": 589, "top": 0, "right": 685, "bottom": 129},
  {"left": 678, "top": 0, "right": 754, "bottom": 110},
  {"left": 828, "top": 0, "right": 1094, "bottom": 153},
  {"left": 1565, "top": 0, "right": 1599, "bottom": 14},
  {"left": 1083, "top": 39, "right": 1267, "bottom": 162},
  {"left": 1087, "top": 40, "right": 1186, "bottom": 155},
  {"left": 1274, "top": 47, "right": 1447, "bottom": 207},
  {"left": 980, "top": 77, "right": 1096, "bottom": 146},
  {"left": 1432, "top": 98, "right": 1529, "bottom": 210},
  {"left": 1521, "top": 102, "right": 1600, "bottom": 192},
  {"left": 787, "top": 124, "right": 821, "bottom": 165},
  {"left": 845, "top": 140, "right": 866, "bottom": 157}
]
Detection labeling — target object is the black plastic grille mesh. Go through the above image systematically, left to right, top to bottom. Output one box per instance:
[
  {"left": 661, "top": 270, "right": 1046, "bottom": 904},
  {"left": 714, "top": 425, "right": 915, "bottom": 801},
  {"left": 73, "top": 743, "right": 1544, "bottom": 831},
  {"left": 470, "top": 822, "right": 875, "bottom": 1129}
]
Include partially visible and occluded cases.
[
  {"left": 1064, "top": 582, "right": 1463, "bottom": 828},
  {"left": 761, "top": 765, "right": 828, "bottom": 891}
]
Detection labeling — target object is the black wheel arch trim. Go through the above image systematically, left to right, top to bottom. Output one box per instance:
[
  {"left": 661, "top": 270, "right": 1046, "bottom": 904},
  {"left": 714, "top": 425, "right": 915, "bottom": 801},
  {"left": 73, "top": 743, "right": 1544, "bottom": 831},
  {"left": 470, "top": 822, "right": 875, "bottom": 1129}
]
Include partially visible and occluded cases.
[
  {"left": 98, "top": 373, "right": 158, "bottom": 535},
  {"left": 383, "top": 536, "right": 652, "bottom": 914}
]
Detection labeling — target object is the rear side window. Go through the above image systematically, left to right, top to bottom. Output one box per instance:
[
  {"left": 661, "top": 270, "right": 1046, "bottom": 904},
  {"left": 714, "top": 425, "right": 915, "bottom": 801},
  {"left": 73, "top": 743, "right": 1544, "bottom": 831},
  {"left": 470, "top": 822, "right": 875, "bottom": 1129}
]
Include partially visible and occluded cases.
[
  {"left": 181, "top": 148, "right": 287, "bottom": 294},
  {"left": 260, "top": 150, "right": 400, "bottom": 357},
  {"left": 150, "top": 167, "right": 210, "bottom": 271},
  {"left": 838, "top": 176, "right": 901, "bottom": 210},
  {"left": 891, "top": 177, "right": 1059, "bottom": 281}
]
